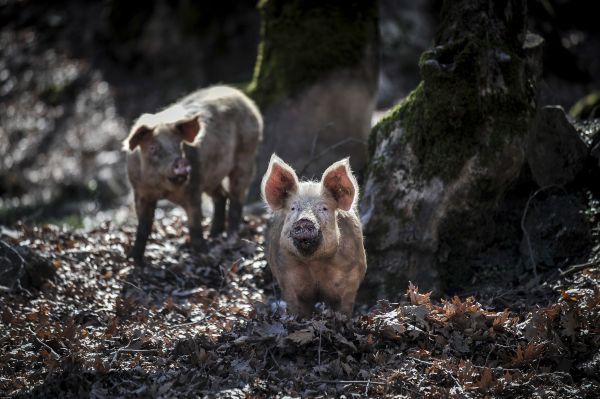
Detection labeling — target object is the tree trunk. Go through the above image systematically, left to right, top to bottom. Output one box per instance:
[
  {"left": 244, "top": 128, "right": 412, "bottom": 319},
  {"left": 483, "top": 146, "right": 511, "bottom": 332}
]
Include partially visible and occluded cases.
[
  {"left": 247, "top": 0, "right": 379, "bottom": 200},
  {"left": 359, "top": 0, "right": 543, "bottom": 300}
]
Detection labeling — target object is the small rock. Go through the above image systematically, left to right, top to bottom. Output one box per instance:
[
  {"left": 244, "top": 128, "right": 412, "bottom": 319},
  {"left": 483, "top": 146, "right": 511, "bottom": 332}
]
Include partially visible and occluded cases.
[
  {"left": 527, "top": 105, "right": 589, "bottom": 186},
  {"left": 0, "top": 240, "right": 56, "bottom": 290}
]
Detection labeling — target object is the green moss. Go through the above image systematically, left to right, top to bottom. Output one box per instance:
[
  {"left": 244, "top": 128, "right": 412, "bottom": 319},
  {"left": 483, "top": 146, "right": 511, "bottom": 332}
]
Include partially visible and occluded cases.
[
  {"left": 247, "top": 0, "right": 378, "bottom": 111},
  {"left": 368, "top": 35, "right": 533, "bottom": 184},
  {"left": 42, "top": 80, "right": 78, "bottom": 106},
  {"left": 371, "top": 85, "right": 423, "bottom": 147},
  {"left": 569, "top": 91, "right": 600, "bottom": 120},
  {"left": 368, "top": 156, "right": 387, "bottom": 184}
]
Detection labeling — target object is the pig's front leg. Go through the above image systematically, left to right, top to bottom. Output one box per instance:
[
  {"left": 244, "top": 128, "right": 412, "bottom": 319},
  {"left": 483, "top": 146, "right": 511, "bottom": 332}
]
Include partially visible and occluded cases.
[
  {"left": 185, "top": 188, "right": 207, "bottom": 253},
  {"left": 128, "top": 195, "right": 157, "bottom": 260},
  {"left": 279, "top": 279, "right": 316, "bottom": 319},
  {"left": 336, "top": 279, "right": 362, "bottom": 319},
  {"left": 284, "top": 292, "right": 315, "bottom": 319}
]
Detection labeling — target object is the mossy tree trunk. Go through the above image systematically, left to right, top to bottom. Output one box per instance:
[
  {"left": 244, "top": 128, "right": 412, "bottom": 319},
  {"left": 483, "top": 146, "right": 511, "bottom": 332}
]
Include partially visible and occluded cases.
[
  {"left": 247, "top": 0, "right": 379, "bottom": 200},
  {"left": 359, "top": 0, "right": 544, "bottom": 300}
]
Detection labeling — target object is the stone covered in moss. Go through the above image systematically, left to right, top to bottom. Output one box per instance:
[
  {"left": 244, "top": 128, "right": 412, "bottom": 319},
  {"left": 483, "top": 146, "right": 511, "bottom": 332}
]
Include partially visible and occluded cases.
[
  {"left": 247, "top": 0, "right": 378, "bottom": 111},
  {"left": 360, "top": 0, "right": 541, "bottom": 301}
]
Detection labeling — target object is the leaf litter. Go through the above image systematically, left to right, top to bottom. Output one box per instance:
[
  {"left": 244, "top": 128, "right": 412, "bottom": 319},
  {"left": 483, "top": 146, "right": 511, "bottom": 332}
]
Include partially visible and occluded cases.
[{"left": 1, "top": 214, "right": 599, "bottom": 398}]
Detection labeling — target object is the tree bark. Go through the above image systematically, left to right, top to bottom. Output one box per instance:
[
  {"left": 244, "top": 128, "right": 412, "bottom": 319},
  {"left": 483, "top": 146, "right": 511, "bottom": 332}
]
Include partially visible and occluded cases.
[
  {"left": 247, "top": 0, "right": 379, "bottom": 200},
  {"left": 359, "top": 0, "right": 543, "bottom": 300}
]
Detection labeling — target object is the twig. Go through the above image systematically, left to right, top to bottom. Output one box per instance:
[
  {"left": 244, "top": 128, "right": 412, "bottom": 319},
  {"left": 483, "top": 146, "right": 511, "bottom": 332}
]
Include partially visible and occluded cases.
[
  {"left": 298, "top": 123, "right": 366, "bottom": 176},
  {"left": 309, "top": 123, "right": 334, "bottom": 161},
  {"left": 299, "top": 138, "right": 367, "bottom": 177},
  {"left": 521, "top": 185, "right": 562, "bottom": 283},
  {"left": 56, "top": 253, "right": 79, "bottom": 262},
  {"left": 560, "top": 259, "right": 600, "bottom": 276},
  {"left": 167, "top": 269, "right": 185, "bottom": 289},
  {"left": 122, "top": 280, "right": 147, "bottom": 294},
  {"left": 171, "top": 305, "right": 228, "bottom": 329},
  {"left": 317, "top": 305, "right": 324, "bottom": 376},
  {"left": 29, "top": 329, "right": 60, "bottom": 360},
  {"left": 485, "top": 343, "right": 498, "bottom": 365},
  {"left": 269, "top": 348, "right": 279, "bottom": 366},
  {"left": 117, "top": 349, "right": 158, "bottom": 356},
  {"left": 447, "top": 354, "right": 522, "bottom": 371},
  {"left": 411, "top": 357, "right": 462, "bottom": 393},
  {"left": 305, "top": 380, "right": 416, "bottom": 394}
]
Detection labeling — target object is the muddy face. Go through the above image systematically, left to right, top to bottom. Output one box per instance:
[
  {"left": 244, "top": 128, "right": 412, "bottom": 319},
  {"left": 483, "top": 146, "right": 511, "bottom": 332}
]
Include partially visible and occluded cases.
[
  {"left": 125, "top": 116, "right": 200, "bottom": 192},
  {"left": 138, "top": 128, "right": 191, "bottom": 191},
  {"left": 261, "top": 155, "right": 356, "bottom": 262},
  {"left": 280, "top": 190, "right": 339, "bottom": 260},
  {"left": 290, "top": 219, "right": 322, "bottom": 256}
]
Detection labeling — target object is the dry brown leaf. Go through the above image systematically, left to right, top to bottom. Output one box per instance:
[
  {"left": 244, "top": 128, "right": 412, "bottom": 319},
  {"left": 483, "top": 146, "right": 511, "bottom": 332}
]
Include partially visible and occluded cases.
[{"left": 287, "top": 329, "right": 314, "bottom": 346}]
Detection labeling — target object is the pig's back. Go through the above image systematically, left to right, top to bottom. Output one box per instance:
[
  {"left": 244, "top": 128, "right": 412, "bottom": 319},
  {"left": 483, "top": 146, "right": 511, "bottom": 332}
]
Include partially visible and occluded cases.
[
  {"left": 179, "top": 86, "right": 262, "bottom": 143},
  {"left": 180, "top": 86, "right": 262, "bottom": 191}
]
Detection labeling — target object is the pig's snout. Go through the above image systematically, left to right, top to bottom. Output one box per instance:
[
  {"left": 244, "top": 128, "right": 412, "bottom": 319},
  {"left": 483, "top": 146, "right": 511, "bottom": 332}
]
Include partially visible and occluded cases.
[
  {"left": 171, "top": 158, "right": 191, "bottom": 184},
  {"left": 174, "top": 158, "right": 191, "bottom": 175},
  {"left": 291, "top": 219, "right": 322, "bottom": 256},
  {"left": 291, "top": 219, "right": 318, "bottom": 240}
]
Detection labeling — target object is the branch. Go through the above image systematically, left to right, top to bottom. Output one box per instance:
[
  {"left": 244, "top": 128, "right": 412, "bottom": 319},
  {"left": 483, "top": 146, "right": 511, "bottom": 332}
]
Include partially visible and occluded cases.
[
  {"left": 298, "top": 123, "right": 366, "bottom": 176},
  {"left": 310, "top": 123, "right": 334, "bottom": 160},
  {"left": 560, "top": 259, "right": 600, "bottom": 276},
  {"left": 117, "top": 349, "right": 159, "bottom": 355},
  {"left": 304, "top": 380, "right": 415, "bottom": 394}
]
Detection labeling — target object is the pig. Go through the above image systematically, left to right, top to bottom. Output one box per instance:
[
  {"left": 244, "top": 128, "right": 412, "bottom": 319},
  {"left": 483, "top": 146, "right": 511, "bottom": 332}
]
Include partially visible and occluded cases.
[
  {"left": 123, "top": 86, "right": 262, "bottom": 259},
  {"left": 261, "top": 154, "right": 367, "bottom": 318}
]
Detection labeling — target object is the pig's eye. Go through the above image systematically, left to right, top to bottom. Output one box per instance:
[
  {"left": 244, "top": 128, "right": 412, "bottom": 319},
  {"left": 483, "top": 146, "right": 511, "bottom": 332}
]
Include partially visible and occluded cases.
[
  {"left": 149, "top": 144, "right": 158, "bottom": 154},
  {"left": 322, "top": 206, "right": 328, "bottom": 211},
  {"left": 291, "top": 207, "right": 296, "bottom": 211}
]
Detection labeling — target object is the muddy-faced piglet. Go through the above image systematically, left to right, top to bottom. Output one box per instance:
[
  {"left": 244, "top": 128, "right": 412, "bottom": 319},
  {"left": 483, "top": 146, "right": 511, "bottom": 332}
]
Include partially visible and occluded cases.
[{"left": 262, "top": 154, "right": 367, "bottom": 318}]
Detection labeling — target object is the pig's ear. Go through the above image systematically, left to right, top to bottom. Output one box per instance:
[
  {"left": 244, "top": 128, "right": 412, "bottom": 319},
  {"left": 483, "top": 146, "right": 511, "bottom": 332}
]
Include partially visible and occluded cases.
[
  {"left": 176, "top": 115, "right": 201, "bottom": 143},
  {"left": 124, "top": 125, "right": 154, "bottom": 151},
  {"left": 261, "top": 154, "right": 299, "bottom": 211},
  {"left": 321, "top": 158, "right": 357, "bottom": 211}
]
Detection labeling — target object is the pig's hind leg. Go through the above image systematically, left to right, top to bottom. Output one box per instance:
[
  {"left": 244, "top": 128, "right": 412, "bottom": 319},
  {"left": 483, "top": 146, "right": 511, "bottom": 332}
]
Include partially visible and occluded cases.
[
  {"left": 226, "top": 161, "right": 254, "bottom": 236},
  {"left": 209, "top": 184, "right": 227, "bottom": 237}
]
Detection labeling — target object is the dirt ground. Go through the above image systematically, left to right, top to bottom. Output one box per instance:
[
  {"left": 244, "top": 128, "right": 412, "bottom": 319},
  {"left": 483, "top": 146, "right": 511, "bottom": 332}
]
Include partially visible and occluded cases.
[{"left": 1, "top": 210, "right": 599, "bottom": 398}]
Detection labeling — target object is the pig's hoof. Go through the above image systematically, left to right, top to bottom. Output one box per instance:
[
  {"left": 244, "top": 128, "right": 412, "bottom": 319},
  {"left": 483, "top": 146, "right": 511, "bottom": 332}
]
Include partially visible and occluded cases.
[{"left": 126, "top": 249, "right": 144, "bottom": 262}]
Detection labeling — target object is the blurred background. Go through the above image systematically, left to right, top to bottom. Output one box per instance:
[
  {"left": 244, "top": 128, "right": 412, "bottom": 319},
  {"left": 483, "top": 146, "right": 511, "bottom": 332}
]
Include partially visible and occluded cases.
[{"left": 1, "top": 0, "right": 599, "bottom": 227}]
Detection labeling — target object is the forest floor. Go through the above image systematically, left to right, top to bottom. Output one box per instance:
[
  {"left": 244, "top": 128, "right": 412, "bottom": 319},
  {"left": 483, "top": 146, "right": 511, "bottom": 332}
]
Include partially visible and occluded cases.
[{"left": 1, "top": 210, "right": 599, "bottom": 399}]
